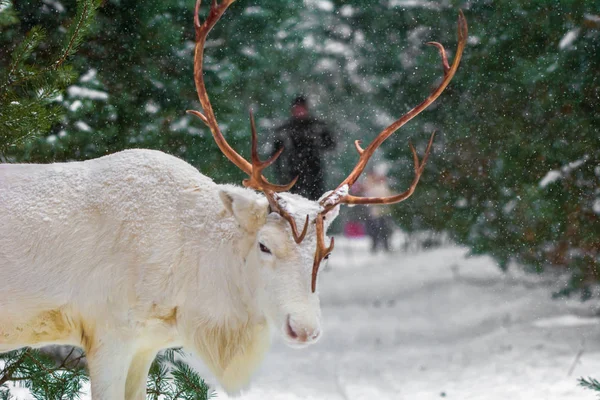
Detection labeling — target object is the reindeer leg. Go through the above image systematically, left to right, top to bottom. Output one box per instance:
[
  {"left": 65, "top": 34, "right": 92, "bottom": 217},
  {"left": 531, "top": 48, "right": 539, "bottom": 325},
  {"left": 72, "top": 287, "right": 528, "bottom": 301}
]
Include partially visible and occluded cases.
[
  {"left": 86, "top": 335, "right": 135, "bottom": 400},
  {"left": 125, "top": 349, "right": 157, "bottom": 400}
]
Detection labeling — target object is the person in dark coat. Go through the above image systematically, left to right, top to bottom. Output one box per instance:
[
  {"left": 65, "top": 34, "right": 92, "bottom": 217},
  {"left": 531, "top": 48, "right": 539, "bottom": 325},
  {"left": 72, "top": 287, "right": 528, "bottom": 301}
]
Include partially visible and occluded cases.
[{"left": 272, "top": 96, "right": 336, "bottom": 201}]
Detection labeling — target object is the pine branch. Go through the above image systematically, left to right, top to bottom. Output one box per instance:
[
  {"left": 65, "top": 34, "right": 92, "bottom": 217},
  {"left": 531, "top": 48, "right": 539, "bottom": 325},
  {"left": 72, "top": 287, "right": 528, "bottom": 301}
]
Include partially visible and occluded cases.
[
  {"left": 0, "top": 0, "right": 100, "bottom": 152},
  {"left": 53, "top": 0, "right": 100, "bottom": 70},
  {"left": 54, "top": 2, "right": 88, "bottom": 70},
  {"left": 0, "top": 26, "right": 45, "bottom": 94},
  {"left": 1, "top": 347, "right": 213, "bottom": 400},
  {"left": 0, "top": 348, "right": 88, "bottom": 400},
  {"left": 0, "top": 349, "right": 31, "bottom": 386},
  {"left": 146, "top": 350, "right": 215, "bottom": 400},
  {"left": 580, "top": 377, "right": 600, "bottom": 395}
]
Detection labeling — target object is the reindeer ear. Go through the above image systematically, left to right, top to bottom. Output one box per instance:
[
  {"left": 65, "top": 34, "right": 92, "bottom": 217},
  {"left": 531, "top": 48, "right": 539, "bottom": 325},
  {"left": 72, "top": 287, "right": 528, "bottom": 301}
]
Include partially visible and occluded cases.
[{"left": 219, "top": 186, "right": 268, "bottom": 232}]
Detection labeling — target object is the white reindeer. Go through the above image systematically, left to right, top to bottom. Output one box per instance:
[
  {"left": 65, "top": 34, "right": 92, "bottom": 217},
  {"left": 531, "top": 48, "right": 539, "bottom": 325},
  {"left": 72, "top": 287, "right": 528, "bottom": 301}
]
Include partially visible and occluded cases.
[{"left": 0, "top": 1, "right": 467, "bottom": 399}]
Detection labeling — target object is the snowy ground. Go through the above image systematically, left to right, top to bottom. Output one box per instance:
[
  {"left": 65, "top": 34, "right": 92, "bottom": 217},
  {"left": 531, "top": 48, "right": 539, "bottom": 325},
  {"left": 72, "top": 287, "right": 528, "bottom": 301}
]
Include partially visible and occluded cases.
[
  {"left": 7, "top": 236, "right": 600, "bottom": 399},
  {"left": 198, "top": 237, "right": 600, "bottom": 400}
]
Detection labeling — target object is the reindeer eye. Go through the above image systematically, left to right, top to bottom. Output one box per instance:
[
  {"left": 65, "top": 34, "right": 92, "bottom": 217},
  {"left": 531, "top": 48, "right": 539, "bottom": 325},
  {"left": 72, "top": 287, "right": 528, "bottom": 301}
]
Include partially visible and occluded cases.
[
  {"left": 259, "top": 243, "right": 272, "bottom": 254},
  {"left": 324, "top": 253, "right": 330, "bottom": 260}
]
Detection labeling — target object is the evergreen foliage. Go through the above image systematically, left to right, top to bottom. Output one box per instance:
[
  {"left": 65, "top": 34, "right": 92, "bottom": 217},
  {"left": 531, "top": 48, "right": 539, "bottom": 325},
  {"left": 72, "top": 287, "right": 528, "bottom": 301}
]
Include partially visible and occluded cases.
[
  {"left": 0, "top": 0, "right": 100, "bottom": 156},
  {"left": 382, "top": 1, "right": 599, "bottom": 297},
  {"left": 0, "top": 348, "right": 214, "bottom": 400},
  {"left": 0, "top": 348, "right": 87, "bottom": 400},
  {"left": 147, "top": 349, "right": 215, "bottom": 400},
  {"left": 580, "top": 377, "right": 600, "bottom": 397}
]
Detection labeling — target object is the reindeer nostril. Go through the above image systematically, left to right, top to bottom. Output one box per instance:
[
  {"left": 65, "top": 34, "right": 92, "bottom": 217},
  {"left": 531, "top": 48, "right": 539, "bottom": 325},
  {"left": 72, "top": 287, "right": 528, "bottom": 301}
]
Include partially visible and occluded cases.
[
  {"left": 286, "top": 315, "right": 298, "bottom": 340},
  {"left": 286, "top": 315, "right": 321, "bottom": 343}
]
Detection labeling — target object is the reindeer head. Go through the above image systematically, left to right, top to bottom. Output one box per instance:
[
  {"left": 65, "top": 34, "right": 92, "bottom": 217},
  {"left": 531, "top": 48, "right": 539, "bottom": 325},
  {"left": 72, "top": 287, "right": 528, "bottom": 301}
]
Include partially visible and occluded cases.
[
  {"left": 188, "top": 0, "right": 467, "bottom": 347},
  {"left": 218, "top": 187, "right": 340, "bottom": 346}
]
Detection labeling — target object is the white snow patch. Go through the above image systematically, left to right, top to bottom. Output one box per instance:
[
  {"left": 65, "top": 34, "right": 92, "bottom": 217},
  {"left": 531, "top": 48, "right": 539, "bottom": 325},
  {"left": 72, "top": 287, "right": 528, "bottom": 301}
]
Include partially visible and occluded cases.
[
  {"left": 42, "top": 0, "right": 65, "bottom": 12},
  {"left": 305, "top": 0, "right": 334, "bottom": 12},
  {"left": 389, "top": 0, "right": 442, "bottom": 10},
  {"left": 0, "top": 1, "right": 11, "bottom": 13},
  {"left": 339, "top": 5, "right": 355, "bottom": 17},
  {"left": 244, "top": 6, "right": 264, "bottom": 15},
  {"left": 584, "top": 14, "right": 600, "bottom": 24},
  {"left": 333, "top": 24, "right": 352, "bottom": 39},
  {"left": 407, "top": 26, "right": 429, "bottom": 46},
  {"left": 559, "top": 28, "right": 580, "bottom": 50},
  {"left": 276, "top": 29, "right": 288, "bottom": 40},
  {"left": 353, "top": 30, "right": 365, "bottom": 46},
  {"left": 302, "top": 34, "right": 315, "bottom": 49},
  {"left": 468, "top": 35, "right": 481, "bottom": 45},
  {"left": 323, "top": 40, "right": 351, "bottom": 56},
  {"left": 241, "top": 46, "right": 258, "bottom": 58},
  {"left": 315, "top": 58, "right": 337, "bottom": 72},
  {"left": 346, "top": 59, "right": 373, "bottom": 92},
  {"left": 547, "top": 62, "right": 559, "bottom": 73},
  {"left": 80, "top": 68, "right": 97, "bottom": 83},
  {"left": 151, "top": 79, "right": 165, "bottom": 90},
  {"left": 67, "top": 86, "right": 108, "bottom": 100},
  {"left": 36, "top": 88, "right": 49, "bottom": 98},
  {"left": 69, "top": 100, "right": 83, "bottom": 112},
  {"left": 145, "top": 101, "right": 159, "bottom": 114},
  {"left": 374, "top": 110, "right": 394, "bottom": 127},
  {"left": 170, "top": 116, "right": 190, "bottom": 132},
  {"left": 169, "top": 117, "right": 203, "bottom": 136},
  {"left": 74, "top": 121, "right": 92, "bottom": 132},
  {"left": 46, "top": 134, "right": 57, "bottom": 143},
  {"left": 539, "top": 156, "right": 588, "bottom": 188},
  {"left": 566, "top": 158, "right": 586, "bottom": 171},
  {"left": 539, "top": 170, "right": 562, "bottom": 188},
  {"left": 319, "top": 185, "right": 348, "bottom": 208},
  {"left": 455, "top": 197, "right": 468, "bottom": 208},
  {"left": 503, "top": 199, "right": 517, "bottom": 214},
  {"left": 593, "top": 199, "right": 600, "bottom": 214},
  {"left": 533, "top": 315, "right": 600, "bottom": 328}
]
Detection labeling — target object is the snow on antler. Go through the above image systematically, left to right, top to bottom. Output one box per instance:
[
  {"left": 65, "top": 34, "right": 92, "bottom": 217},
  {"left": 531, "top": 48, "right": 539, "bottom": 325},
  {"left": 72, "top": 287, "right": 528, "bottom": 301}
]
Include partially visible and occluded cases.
[{"left": 320, "top": 185, "right": 349, "bottom": 209}]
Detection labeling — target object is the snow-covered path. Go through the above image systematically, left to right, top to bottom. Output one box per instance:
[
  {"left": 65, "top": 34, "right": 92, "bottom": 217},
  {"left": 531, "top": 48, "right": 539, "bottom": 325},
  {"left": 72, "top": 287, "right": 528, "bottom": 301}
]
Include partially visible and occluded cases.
[{"left": 203, "top": 242, "right": 600, "bottom": 400}]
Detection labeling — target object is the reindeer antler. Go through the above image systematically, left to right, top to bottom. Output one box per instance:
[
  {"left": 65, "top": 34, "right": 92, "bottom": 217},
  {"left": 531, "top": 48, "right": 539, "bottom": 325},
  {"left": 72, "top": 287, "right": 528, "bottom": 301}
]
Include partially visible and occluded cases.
[
  {"left": 187, "top": 0, "right": 309, "bottom": 239},
  {"left": 187, "top": 0, "right": 295, "bottom": 192},
  {"left": 311, "top": 11, "right": 468, "bottom": 292},
  {"left": 320, "top": 11, "right": 467, "bottom": 211},
  {"left": 341, "top": 131, "right": 436, "bottom": 205},
  {"left": 311, "top": 214, "right": 334, "bottom": 292}
]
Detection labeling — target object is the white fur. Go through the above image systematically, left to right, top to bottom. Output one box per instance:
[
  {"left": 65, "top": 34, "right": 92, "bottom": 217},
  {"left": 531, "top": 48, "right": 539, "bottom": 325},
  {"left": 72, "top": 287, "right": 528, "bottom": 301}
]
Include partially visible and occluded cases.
[{"left": 0, "top": 149, "right": 339, "bottom": 399}]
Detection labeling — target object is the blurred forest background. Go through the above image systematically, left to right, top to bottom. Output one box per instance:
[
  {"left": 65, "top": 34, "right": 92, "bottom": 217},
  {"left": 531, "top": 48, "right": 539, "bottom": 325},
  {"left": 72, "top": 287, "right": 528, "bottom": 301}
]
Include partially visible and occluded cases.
[{"left": 1, "top": 0, "right": 599, "bottom": 295}]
